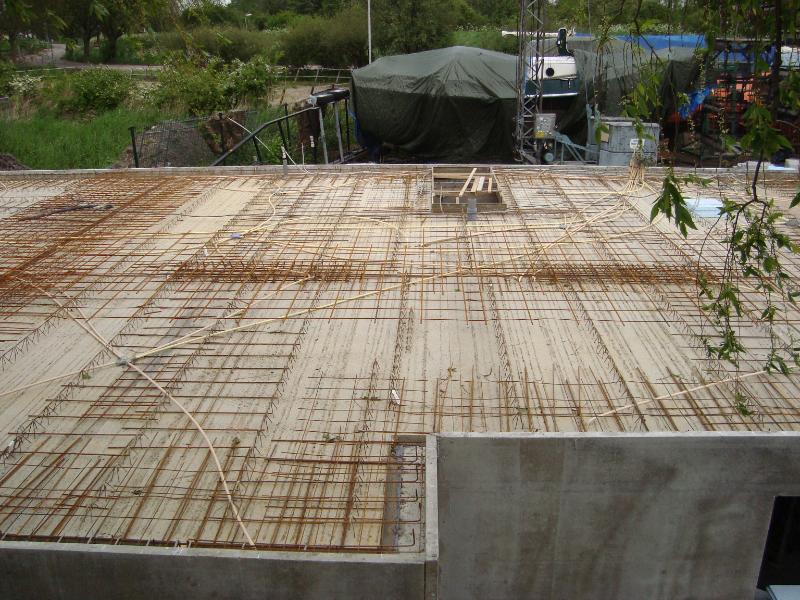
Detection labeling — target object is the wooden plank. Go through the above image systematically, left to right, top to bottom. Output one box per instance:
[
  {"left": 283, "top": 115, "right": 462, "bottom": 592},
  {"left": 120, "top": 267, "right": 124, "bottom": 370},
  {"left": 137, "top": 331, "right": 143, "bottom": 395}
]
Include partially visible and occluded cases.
[{"left": 458, "top": 168, "right": 478, "bottom": 198}]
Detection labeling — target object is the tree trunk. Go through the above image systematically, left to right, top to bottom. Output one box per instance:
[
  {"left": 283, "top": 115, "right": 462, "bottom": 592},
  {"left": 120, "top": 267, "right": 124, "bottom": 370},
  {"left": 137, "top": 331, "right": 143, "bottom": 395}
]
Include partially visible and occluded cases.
[
  {"left": 9, "top": 30, "right": 19, "bottom": 62},
  {"left": 104, "top": 31, "right": 121, "bottom": 62},
  {"left": 83, "top": 33, "right": 91, "bottom": 61}
]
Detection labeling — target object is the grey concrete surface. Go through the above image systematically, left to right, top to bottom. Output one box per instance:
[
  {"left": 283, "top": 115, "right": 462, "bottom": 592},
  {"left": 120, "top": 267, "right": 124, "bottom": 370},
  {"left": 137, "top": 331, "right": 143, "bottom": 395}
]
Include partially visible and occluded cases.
[
  {"left": 436, "top": 432, "right": 800, "bottom": 600},
  {"left": 426, "top": 434, "right": 440, "bottom": 600},
  {"left": 0, "top": 541, "right": 425, "bottom": 600}
]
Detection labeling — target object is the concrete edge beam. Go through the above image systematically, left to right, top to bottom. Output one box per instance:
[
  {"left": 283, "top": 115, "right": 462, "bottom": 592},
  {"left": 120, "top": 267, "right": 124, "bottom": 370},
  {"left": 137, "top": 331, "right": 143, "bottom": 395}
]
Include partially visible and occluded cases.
[{"left": 0, "top": 540, "right": 426, "bottom": 600}]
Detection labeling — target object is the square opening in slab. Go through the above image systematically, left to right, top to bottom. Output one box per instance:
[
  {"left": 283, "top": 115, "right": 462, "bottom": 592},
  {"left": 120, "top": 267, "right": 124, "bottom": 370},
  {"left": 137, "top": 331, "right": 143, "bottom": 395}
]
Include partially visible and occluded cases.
[
  {"left": 432, "top": 168, "right": 506, "bottom": 214},
  {"left": 686, "top": 197, "right": 723, "bottom": 218}
]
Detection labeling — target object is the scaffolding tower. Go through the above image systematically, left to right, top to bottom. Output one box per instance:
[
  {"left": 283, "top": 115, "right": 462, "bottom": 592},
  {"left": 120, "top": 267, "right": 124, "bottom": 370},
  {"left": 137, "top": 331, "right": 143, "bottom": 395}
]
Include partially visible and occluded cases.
[{"left": 514, "top": 0, "right": 546, "bottom": 163}]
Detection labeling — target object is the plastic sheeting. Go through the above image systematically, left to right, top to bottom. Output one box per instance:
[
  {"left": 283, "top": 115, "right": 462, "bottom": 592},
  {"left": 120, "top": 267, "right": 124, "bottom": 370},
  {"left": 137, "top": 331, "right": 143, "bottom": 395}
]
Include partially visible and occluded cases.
[
  {"left": 548, "top": 37, "right": 700, "bottom": 143},
  {"left": 351, "top": 39, "right": 702, "bottom": 159},
  {"left": 351, "top": 46, "right": 518, "bottom": 161}
]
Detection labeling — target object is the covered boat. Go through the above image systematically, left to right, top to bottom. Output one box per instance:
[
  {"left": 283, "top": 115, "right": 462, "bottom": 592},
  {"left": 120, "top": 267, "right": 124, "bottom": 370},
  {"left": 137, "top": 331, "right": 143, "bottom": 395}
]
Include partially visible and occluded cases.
[{"left": 351, "top": 46, "right": 518, "bottom": 161}]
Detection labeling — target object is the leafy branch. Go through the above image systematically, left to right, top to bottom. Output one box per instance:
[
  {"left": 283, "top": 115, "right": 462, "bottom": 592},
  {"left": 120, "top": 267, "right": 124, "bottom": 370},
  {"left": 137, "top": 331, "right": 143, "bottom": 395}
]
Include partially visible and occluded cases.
[{"left": 652, "top": 103, "right": 800, "bottom": 372}]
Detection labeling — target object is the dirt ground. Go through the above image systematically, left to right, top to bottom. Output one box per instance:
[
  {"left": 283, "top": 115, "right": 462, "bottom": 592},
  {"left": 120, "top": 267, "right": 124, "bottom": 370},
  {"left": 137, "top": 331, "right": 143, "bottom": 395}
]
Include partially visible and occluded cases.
[{"left": 0, "top": 154, "right": 29, "bottom": 171}]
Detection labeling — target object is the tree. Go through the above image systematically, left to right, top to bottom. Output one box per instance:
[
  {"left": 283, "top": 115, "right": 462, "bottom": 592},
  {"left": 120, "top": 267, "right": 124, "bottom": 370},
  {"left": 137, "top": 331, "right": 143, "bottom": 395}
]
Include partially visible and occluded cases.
[
  {"left": 1, "top": 0, "right": 34, "bottom": 61},
  {"left": 1, "top": 0, "right": 64, "bottom": 61},
  {"left": 61, "top": 0, "right": 108, "bottom": 61},
  {"left": 372, "top": 0, "right": 457, "bottom": 55},
  {"left": 631, "top": 0, "right": 800, "bottom": 374}
]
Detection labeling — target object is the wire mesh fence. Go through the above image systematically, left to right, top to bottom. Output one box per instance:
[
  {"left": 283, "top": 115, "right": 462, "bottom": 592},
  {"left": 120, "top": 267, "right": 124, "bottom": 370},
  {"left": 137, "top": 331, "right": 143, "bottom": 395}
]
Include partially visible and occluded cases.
[{"left": 131, "top": 99, "right": 358, "bottom": 169}]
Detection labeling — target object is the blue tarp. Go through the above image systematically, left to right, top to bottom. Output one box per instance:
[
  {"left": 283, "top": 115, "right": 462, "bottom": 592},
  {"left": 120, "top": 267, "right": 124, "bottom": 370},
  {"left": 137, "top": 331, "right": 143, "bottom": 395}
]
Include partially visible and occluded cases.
[
  {"left": 572, "top": 33, "right": 706, "bottom": 51},
  {"left": 572, "top": 33, "right": 777, "bottom": 66},
  {"left": 618, "top": 34, "right": 706, "bottom": 51},
  {"left": 678, "top": 85, "right": 714, "bottom": 119}
]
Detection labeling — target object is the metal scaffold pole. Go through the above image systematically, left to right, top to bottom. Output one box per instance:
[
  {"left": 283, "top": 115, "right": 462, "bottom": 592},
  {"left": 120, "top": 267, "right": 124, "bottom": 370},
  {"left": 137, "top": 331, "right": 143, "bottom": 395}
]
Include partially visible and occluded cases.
[{"left": 514, "top": 0, "right": 546, "bottom": 163}]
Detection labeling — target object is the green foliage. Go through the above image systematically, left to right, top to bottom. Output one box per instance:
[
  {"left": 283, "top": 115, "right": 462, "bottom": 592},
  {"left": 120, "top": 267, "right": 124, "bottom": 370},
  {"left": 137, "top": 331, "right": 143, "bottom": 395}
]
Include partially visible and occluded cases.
[
  {"left": 373, "top": 0, "right": 457, "bottom": 55},
  {"left": 451, "top": 0, "right": 487, "bottom": 28},
  {"left": 461, "top": 0, "right": 516, "bottom": 26},
  {"left": 545, "top": 0, "right": 704, "bottom": 32},
  {"left": 181, "top": 1, "right": 238, "bottom": 27},
  {"left": 281, "top": 5, "right": 367, "bottom": 67},
  {"left": 258, "top": 11, "right": 301, "bottom": 30},
  {"left": 184, "top": 27, "right": 282, "bottom": 63},
  {"left": 451, "top": 28, "right": 516, "bottom": 54},
  {"left": 64, "top": 34, "right": 169, "bottom": 65},
  {"left": 0, "top": 36, "right": 48, "bottom": 58},
  {"left": 153, "top": 55, "right": 275, "bottom": 115},
  {"left": 225, "top": 56, "right": 277, "bottom": 106},
  {"left": 153, "top": 57, "right": 229, "bottom": 115},
  {"left": 0, "top": 61, "right": 15, "bottom": 96},
  {"left": 623, "top": 62, "right": 665, "bottom": 125},
  {"left": 58, "top": 68, "right": 134, "bottom": 113},
  {"left": 7, "top": 72, "right": 42, "bottom": 98},
  {"left": 780, "top": 72, "right": 800, "bottom": 111},
  {"left": 740, "top": 104, "right": 793, "bottom": 159},
  {"left": 594, "top": 121, "right": 609, "bottom": 145},
  {"left": 650, "top": 169, "right": 697, "bottom": 238},
  {"left": 733, "top": 391, "right": 752, "bottom": 417}
]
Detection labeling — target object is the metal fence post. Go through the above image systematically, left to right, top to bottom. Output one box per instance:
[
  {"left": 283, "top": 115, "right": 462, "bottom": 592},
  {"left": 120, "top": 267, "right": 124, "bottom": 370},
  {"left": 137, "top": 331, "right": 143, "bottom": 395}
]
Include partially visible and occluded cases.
[
  {"left": 344, "top": 98, "right": 351, "bottom": 153},
  {"left": 333, "top": 101, "right": 345, "bottom": 162},
  {"left": 283, "top": 103, "right": 292, "bottom": 147},
  {"left": 318, "top": 108, "right": 329, "bottom": 165},
  {"left": 218, "top": 112, "right": 227, "bottom": 154},
  {"left": 129, "top": 126, "right": 139, "bottom": 168}
]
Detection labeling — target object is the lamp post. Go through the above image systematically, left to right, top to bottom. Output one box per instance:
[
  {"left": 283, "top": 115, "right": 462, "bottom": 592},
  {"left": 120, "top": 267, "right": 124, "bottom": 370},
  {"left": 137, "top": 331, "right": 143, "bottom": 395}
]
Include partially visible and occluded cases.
[{"left": 367, "top": 0, "right": 372, "bottom": 63}]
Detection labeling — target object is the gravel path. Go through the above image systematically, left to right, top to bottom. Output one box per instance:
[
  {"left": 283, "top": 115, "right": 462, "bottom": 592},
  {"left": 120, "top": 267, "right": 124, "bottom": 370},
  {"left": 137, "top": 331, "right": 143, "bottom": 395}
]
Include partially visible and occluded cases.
[{"left": 17, "top": 43, "right": 161, "bottom": 71}]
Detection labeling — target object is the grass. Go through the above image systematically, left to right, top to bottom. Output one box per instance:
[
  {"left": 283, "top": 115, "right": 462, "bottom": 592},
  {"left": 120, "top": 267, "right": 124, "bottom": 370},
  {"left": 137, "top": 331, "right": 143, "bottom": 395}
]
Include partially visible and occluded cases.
[
  {"left": 0, "top": 103, "right": 347, "bottom": 170},
  {"left": 0, "top": 107, "right": 166, "bottom": 169}
]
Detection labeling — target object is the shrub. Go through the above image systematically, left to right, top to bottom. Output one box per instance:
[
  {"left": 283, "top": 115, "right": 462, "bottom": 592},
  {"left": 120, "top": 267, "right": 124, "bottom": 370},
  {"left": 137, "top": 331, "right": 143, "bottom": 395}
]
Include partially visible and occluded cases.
[
  {"left": 373, "top": 0, "right": 457, "bottom": 55},
  {"left": 452, "top": 0, "right": 487, "bottom": 28},
  {"left": 323, "top": 4, "right": 369, "bottom": 67},
  {"left": 281, "top": 5, "right": 368, "bottom": 67},
  {"left": 257, "top": 11, "right": 300, "bottom": 30},
  {"left": 281, "top": 16, "right": 326, "bottom": 66},
  {"left": 186, "top": 27, "right": 282, "bottom": 63},
  {"left": 451, "top": 28, "right": 517, "bottom": 54},
  {"left": 112, "top": 35, "right": 169, "bottom": 65},
  {"left": 153, "top": 55, "right": 275, "bottom": 115},
  {"left": 225, "top": 56, "right": 277, "bottom": 106},
  {"left": 153, "top": 58, "right": 229, "bottom": 115},
  {"left": 0, "top": 61, "right": 15, "bottom": 96},
  {"left": 59, "top": 69, "right": 134, "bottom": 113},
  {"left": 8, "top": 73, "right": 42, "bottom": 98}
]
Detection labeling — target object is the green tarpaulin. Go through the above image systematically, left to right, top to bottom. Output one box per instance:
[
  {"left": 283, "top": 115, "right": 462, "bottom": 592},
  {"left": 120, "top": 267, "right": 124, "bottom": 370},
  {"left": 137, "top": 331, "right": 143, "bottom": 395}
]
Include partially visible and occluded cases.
[
  {"left": 351, "top": 41, "right": 701, "bottom": 160},
  {"left": 351, "top": 46, "right": 518, "bottom": 161}
]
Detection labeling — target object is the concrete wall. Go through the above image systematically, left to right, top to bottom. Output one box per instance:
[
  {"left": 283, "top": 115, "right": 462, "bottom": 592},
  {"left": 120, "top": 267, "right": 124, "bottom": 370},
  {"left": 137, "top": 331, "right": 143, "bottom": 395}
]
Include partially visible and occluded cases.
[
  {"left": 5, "top": 432, "right": 800, "bottom": 600},
  {"left": 436, "top": 432, "right": 800, "bottom": 600},
  {"left": 0, "top": 542, "right": 425, "bottom": 600}
]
